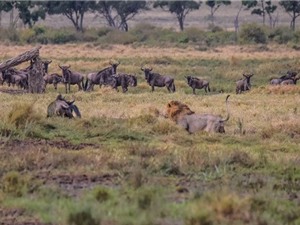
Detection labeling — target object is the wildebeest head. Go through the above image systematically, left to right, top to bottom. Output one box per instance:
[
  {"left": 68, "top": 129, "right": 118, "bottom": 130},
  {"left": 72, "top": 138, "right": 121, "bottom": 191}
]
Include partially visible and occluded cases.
[
  {"left": 42, "top": 60, "right": 52, "bottom": 73},
  {"left": 109, "top": 60, "right": 120, "bottom": 74},
  {"left": 58, "top": 65, "right": 71, "bottom": 83},
  {"left": 141, "top": 67, "right": 153, "bottom": 80}
]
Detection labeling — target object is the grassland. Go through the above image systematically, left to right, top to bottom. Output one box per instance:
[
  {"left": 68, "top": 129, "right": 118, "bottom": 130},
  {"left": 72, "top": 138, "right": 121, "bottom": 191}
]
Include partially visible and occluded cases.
[{"left": 0, "top": 43, "right": 299, "bottom": 225}]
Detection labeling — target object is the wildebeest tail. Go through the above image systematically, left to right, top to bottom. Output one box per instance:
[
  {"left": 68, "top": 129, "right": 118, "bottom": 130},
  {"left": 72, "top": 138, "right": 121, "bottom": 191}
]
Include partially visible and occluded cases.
[
  {"left": 82, "top": 78, "right": 87, "bottom": 91},
  {"left": 221, "top": 95, "right": 230, "bottom": 122},
  {"left": 71, "top": 104, "right": 81, "bottom": 118}
]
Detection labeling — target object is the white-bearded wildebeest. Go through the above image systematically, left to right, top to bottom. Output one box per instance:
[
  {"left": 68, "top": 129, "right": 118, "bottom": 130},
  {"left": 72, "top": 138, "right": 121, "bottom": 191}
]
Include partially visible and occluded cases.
[
  {"left": 42, "top": 60, "right": 52, "bottom": 74},
  {"left": 84, "top": 61, "right": 120, "bottom": 91},
  {"left": 58, "top": 65, "right": 84, "bottom": 93},
  {"left": 141, "top": 67, "right": 175, "bottom": 92},
  {"left": 1, "top": 68, "right": 28, "bottom": 90},
  {"left": 270, "top": 70, "right": 297, "bottom": 85},
  {"left": 43, "top": 73, "right": 62, "bottom": 90},
  {"left": 109, "top": 73, "right": 137, "bottom": 93},
  {"left": 236, "top": 73, "right": 253, "bottom": 94},
  {"left": 185, "top": 75, "right": 210, "bottom": 94},
  {"left": 281, "top": 76, "right": 300, "bottom": 85},
  {"left": 47, "top": 94, "right": 81, "bottom": 119}
]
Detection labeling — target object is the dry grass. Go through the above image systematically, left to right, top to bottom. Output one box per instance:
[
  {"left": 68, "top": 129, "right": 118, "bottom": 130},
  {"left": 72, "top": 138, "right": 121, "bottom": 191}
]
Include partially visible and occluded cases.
[{"left": 0, "top": 44, "right": 299, "bottom": 224}]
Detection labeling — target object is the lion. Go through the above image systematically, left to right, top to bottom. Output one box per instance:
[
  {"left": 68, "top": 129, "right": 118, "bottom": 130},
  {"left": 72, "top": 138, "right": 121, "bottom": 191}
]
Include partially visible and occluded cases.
[{"left": 165, "top": 95, "right": 230, "bottom": 134}]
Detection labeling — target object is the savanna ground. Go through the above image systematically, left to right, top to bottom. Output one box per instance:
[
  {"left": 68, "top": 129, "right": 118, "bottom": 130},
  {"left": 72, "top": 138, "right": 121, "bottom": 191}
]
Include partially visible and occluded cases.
[{"left": 0, "top": 43, "right": 300, "bottom": 225}]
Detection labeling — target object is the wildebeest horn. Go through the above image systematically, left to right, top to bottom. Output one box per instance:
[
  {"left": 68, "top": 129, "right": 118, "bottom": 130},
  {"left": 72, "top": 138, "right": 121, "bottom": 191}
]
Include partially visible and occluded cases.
[
  {"left": 141, "top": 66, "right": 144, "bottom": 71},
  {"left": 149, "top": 67, "right": 153, "bottom": 71}
]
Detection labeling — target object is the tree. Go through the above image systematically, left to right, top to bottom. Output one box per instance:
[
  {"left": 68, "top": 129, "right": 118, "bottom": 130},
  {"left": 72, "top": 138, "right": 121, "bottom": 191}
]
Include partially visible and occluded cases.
[
  {"left": 205, "top": 0, "right": 231, "bottom": 26},
  {"left": 242, "top": 0, "right": 277, "bottom": 27},
  {"left": 279, "top": 0, "right": 300, "bottom": 30},
  {"left": 0, "top": 1, "right": 14, "bottom": 27},
  {"left": 15, "top": 1, "right": 46, "bottom": 28},
  {"left": 43, "top": 1, "right": 95, "bottom": 32},
  {"left": 95, "top": 1, "right": 148, "bottom": 32},
  {"left": 153, "top": 1, "right": 201, "bottom": 31}
]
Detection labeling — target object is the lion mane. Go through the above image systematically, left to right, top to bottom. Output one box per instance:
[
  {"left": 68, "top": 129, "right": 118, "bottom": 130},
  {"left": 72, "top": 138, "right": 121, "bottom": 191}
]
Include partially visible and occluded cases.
[{"left": 166, "top": 100, "right": 195, "bottom": 122}]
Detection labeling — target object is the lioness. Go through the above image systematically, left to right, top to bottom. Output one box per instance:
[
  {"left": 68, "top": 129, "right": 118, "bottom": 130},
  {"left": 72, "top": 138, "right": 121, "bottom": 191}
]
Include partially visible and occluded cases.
[{"left": 165, "top": 95, "right": 230, "bottom": 133}]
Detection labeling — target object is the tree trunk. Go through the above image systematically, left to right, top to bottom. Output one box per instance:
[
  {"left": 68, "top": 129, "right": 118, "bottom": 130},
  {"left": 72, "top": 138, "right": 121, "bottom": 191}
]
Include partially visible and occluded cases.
[
  {"left": 0, "top": 11, "right": 2, "bottom": 27},
  {"left": 178, "top": 17, "right": 184, "bottom": 31},
  {"left": 0, "top": 46, "right": 45, "bottom": 94},
  {"left": 28, "top": 57, "right": 45, "bottom": 93}
]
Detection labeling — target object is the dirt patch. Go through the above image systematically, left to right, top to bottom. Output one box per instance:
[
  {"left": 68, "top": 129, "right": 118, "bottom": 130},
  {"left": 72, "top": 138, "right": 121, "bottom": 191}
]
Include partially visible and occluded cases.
[
  {"left": 0, "top": 88, "right": 28, "bottom": 95},
  {"left": 0, "top": 139, "right": 99, "bottom": 151},
  {"left": 35, "top": 172, "right": 120, "bottom": 196},
  {"left": 0, "top": 208, "right": 51, "bottom": 225}
]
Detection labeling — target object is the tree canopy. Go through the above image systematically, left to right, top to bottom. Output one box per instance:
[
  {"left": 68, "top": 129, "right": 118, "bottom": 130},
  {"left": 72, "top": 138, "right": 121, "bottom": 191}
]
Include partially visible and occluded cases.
[
  {"left": 205, "top": 0, "right": 231, "bottom": 25},
  {"left": 279, "top": 0, "right": 300, "bottom": 30},
  {"left": 43, "top": 1, "right": 95, "bottom": 32},
  {"left": 95, "top": 1, "right": 148, "bottom": 32},
  {"left": 153, "top": 1, "right": 201, "bottom": 31}
]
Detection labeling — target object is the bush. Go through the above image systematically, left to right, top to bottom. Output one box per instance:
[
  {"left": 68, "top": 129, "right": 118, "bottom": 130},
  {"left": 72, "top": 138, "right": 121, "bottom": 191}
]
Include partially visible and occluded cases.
[
  {"left": 239, "top": 23, "right": 267, "bottom": 44},
  {"left": 269, "top": 26, "right": 294, "bottom": 44},
  {"left": 7, "top": 102, "right": 38, "bottom": 128},
  {"left": 1, "top": 171, "right": 27, "bottom": 197},
  {"left": 67, "top": 208, "right": 99, "bottom": 225}
]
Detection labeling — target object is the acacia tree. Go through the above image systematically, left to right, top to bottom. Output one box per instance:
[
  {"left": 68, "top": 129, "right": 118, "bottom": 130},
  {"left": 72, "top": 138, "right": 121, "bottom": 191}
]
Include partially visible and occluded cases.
[
  {"left": 205, "top": 0, "right": 231, "bottom": 26},
  {"left": 242, "top": 0, "right": 277, "bottom": 27},
  {"left": 279, "top": 0, "right": 300, "bottom": 30},
  {"left": 0, "top": 1, "right": 45, "bottom": 28},
  {"left": 15, "top": 1, "right": 46, "bottom": 28},
  {"left": 44, "top": 1, "right": 95, "bottom": 32},
  {"left": 95, "top": 1, "right": 148, "bottom": 31},
  {"left": 153, "top": 1, "right": 201, "bottom": 31}
]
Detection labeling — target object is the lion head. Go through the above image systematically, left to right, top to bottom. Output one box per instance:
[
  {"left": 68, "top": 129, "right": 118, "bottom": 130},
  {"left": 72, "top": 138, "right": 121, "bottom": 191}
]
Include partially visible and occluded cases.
[{"left": 165, "top": 100, "right": 195, "bottom": 122}]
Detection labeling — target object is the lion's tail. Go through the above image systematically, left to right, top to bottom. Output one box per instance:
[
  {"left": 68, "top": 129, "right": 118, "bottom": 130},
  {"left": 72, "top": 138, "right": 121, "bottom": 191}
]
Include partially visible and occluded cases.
[{"left": 221, "top": 95, "right": 230, "bottom": 122}]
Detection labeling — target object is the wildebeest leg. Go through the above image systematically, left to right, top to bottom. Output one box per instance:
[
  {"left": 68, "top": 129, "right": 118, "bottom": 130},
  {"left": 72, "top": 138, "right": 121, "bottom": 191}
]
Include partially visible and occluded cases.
[
  {"left": 53, "top": 82, "right": 57, "bottom": 90},
  {"left": 65, "top": 83, "right": 68, "bottom": 93},
  {"left": 78, "top": 83, "right": 82, "bottom": 91},
  {"left": 193, "top": 87, "right": 196, "bottom": 95}
]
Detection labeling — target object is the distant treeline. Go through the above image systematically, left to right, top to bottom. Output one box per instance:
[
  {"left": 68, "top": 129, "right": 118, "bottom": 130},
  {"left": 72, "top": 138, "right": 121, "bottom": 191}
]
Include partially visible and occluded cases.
[
  {"left": 1, "top": 1, "right": 300, "bottom": 32},
  {"left": 1, "top": 23, "right": 300, "bottom": 48}
]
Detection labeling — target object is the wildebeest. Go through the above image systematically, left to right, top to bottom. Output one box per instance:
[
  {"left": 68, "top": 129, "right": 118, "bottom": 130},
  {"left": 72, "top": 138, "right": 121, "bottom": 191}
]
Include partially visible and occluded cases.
[
  {"left": 42, "top": 60, "right": 52, "bottom": 73},
  {"left": 85, "top": 61, "right": 120, "bottom": 91},
  {"left": 58, "top": 65, "right": 84, "bottom": 93},
  {"left": 141, "top": 67, "right": 175, "bottom": 92},
  {"left": 1, "top": 68, "right": 28, "bottom": 89},
  {"left": 270, "top": 71, "right": 298, "bottom": 85},
  {"left": 44, "top": 73, "right": 62, "bottom": 90},
  {"left": 109, "top": 73, "right": 137, "bottom": 93},
  {"left": 236, "top": 73, "right": 253, "bottom": 94},
  {"left": 185, "top": 75, "right": 210, "bottom": 94},
  {"left": 280, "top": 76, "right": 300, "bottom": 85},
  {"left": 47, "top": 94, "right": 81, "bottom": 118},
  {"left": 165, "top": 95, "right": 231, "bottom": 133}
]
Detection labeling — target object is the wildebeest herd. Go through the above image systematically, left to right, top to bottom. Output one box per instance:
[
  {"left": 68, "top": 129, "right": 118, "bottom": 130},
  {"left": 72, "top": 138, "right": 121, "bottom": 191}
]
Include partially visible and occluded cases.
[
  {"left": 1, "top": 59, "right": 299, "bottom": 95},
  {"left": 1, "top": 60, "right": 299, "bottom": 134}
]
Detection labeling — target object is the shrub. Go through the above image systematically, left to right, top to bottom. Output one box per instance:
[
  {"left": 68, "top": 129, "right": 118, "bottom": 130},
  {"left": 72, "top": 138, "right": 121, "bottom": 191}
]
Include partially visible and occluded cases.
[
  {"left": 239, "top": 23, "right": 267, "bottom": 44},
  {"left": 269, "top": 26, "right": 294, "bottom": 44},
  {"left": 19, "top": 29, "right": 36, "bottom": 43},
  {"left": 7, "top": 102, "right": 38, "bottom": 128},
  {"left": 1, "top": 171, "right": 27, "bottom": 197},
  {"left": 93, "top": 186, "right": 112, "bottom": 202},
  {"left": 67, "top": 208, "right": 99, "bottom": 225}
]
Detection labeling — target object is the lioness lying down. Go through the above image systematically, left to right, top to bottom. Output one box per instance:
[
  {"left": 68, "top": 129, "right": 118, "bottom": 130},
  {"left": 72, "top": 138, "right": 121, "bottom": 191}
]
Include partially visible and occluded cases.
[{"left": 165, "top": 95, "right": 230, "bottom": 133}]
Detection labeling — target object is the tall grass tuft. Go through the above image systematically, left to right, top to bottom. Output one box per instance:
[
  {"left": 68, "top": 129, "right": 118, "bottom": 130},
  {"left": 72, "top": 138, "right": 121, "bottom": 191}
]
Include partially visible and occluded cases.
[{"left": 7, "top": 102, "right": 40, "bottom": 128}]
